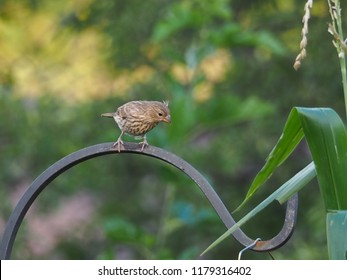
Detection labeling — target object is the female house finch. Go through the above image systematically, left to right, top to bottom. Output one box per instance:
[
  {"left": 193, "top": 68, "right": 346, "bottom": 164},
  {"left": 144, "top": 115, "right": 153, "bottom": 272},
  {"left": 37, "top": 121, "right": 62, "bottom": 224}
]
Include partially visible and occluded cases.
[{"left": 101, "top": 101, "right": 171, "bottom": 152}]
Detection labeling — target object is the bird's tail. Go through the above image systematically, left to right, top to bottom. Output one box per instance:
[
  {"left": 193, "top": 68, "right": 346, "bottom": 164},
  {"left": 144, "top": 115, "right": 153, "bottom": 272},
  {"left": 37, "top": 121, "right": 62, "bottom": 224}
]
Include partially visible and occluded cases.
[{"left": 101, "top": 113, "right": 115, "bottom": 118}]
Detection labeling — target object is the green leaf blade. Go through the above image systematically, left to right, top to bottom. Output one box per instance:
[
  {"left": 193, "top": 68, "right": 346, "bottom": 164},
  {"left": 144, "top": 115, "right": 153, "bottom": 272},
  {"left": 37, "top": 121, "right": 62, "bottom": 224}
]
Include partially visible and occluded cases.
[
  {"left": 297, "top": 107, "right": 347, "bottom": 210},
  {"left": 235, "top": 108, "right": 304, "bottom": 211}
]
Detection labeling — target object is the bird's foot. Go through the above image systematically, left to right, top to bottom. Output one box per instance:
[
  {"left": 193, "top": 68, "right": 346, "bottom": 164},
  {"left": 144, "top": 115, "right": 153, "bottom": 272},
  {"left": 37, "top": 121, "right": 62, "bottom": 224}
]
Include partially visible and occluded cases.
[
  {"left": 112, "top": 139, "right": 124, "bottom": 152},
  {"left": 139, "top": 140, "right": 149, "bottom": 152}
]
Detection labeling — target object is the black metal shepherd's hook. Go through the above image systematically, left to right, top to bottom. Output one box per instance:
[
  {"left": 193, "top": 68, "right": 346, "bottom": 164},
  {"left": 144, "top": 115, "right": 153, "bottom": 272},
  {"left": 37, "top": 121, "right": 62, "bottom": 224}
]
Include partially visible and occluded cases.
[{"left": 0, "top": 143, "right": 298, "bottom": 259}]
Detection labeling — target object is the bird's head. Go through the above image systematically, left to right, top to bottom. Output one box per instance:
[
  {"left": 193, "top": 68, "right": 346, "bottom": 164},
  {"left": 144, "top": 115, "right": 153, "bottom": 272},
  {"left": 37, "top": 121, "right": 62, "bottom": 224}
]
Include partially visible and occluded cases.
[{"left": 148, "top": 101, "right": 171, "bottom": 124}]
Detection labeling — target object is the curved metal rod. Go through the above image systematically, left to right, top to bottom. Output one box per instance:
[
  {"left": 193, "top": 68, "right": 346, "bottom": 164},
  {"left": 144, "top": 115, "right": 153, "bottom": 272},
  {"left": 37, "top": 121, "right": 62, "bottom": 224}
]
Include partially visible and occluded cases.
[{"left": 0, "top": 143, "right": 298, "bottom": 259}]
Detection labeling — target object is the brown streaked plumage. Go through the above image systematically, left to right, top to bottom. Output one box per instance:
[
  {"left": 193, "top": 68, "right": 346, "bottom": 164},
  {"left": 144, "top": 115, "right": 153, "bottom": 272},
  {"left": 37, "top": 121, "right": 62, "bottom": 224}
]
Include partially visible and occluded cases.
[{"left": 101, "top": 100, "right": 171, "bottom": 152}]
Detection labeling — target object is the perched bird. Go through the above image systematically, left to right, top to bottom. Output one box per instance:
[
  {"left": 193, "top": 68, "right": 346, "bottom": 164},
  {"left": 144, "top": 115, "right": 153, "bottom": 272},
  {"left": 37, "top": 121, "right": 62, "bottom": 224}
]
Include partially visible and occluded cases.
[{"left": 101, "top": 100, "right": 171, "bottom": 152}]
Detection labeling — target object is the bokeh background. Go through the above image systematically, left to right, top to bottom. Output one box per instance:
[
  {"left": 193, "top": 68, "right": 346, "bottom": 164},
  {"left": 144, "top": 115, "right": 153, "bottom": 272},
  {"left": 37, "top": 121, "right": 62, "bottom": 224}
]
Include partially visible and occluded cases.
[{"left": 0, "top": 0, "right": 345, "bottom": 259}]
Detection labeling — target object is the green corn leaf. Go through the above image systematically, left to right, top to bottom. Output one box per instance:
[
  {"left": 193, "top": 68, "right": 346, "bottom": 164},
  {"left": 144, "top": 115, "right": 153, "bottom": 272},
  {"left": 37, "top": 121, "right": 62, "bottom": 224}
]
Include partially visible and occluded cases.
[
  {"left": 297, "top": 107, "right": 347, "bottom": 210},
  {"left": 235, "top": 108, "right": 304, "bottom": 211},
  {"left": 276, "top": 161, "right": 316, "bottom": 204}
]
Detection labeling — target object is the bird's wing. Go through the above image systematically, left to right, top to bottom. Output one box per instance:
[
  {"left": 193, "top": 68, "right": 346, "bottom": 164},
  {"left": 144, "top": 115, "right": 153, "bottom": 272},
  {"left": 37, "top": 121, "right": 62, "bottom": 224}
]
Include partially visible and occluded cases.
[
  {"left": 127, "top": 101, "right": 149, "bottom": 115},
  {"left": 116, "top": 105, "right": 128, "bottom": 119}
]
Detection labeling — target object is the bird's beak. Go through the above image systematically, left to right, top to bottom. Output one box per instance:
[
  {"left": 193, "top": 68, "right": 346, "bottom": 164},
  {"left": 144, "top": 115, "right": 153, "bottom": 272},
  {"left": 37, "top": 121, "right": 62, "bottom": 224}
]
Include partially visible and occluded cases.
[
  {"left": 101, "top": 113, "right": 115, "bottom": 118},
  {"left": 162, "top": 115, "right": 171, "bottom": 123}
]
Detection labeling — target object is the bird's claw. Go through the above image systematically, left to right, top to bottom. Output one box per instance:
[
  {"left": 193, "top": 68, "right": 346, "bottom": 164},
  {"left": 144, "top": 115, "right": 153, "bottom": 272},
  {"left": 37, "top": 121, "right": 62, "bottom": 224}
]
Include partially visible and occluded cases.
[
  {"left": 112, "top": 140, "right": 124, "bottom": 152},
  {"left": 139, "top": 140, "right": 148, "bottom": 152}
]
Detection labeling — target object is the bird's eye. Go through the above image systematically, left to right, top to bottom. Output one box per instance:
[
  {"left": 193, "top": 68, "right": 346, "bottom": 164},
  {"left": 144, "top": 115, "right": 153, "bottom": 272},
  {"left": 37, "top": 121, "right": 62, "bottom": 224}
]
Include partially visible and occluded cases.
[{"left": 158, "top": 112, "right": 163, "bottom": 117}]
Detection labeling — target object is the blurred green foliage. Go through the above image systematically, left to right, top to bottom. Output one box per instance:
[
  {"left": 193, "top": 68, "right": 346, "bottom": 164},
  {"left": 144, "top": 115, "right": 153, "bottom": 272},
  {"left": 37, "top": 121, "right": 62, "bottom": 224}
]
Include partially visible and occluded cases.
[{"left": 0, "top": 0, "right": 345, "bottom": 259}]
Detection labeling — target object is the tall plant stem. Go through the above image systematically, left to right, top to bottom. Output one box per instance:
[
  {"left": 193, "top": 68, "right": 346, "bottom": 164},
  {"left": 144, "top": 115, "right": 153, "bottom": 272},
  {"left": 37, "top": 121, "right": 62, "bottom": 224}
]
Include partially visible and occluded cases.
[
  {"left": 328, "top": 0, "right": 347, "bottom": 118},
  {"left": 336, "top": 5, "right": 347, "bottom": 118},
  {"left": 340, "top": 52, "right": 347, "bottom": 119}
]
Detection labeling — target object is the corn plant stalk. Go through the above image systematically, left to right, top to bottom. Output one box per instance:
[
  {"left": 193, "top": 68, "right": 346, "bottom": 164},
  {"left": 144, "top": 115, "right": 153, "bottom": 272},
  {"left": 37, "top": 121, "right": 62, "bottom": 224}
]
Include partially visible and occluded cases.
[
  {"left": 326, "top": 0, "right": 347, "bottom": 259},
  {"left": 328, "top": 0, "right": 347, "bottom": 117},
  {"left": 326, "top": 211, "right": 347, "bottom": 259}
]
